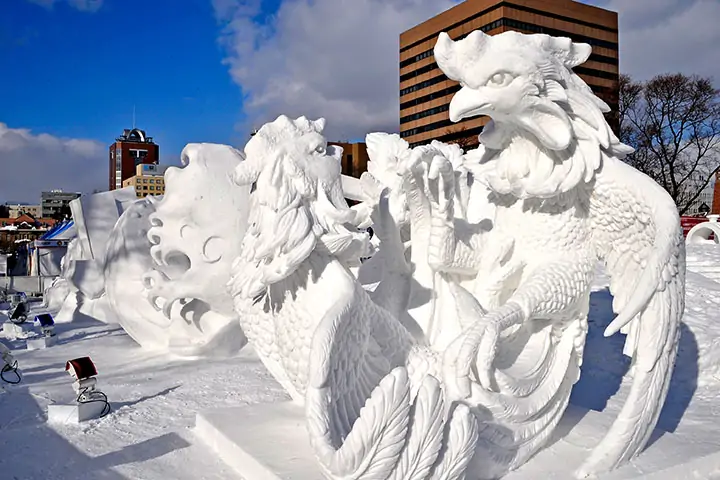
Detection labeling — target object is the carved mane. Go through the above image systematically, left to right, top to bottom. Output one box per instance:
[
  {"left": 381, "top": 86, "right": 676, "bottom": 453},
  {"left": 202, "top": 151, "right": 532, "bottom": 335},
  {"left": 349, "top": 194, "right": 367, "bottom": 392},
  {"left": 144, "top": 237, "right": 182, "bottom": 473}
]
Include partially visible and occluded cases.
[{"left": 230, "top": 115, "right": 368, "bottom": 302}]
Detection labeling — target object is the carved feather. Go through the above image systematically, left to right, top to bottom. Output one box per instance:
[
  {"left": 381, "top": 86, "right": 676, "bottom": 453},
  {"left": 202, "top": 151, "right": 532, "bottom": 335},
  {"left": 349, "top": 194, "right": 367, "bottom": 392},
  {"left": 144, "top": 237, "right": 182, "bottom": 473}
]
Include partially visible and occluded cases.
[
  {"left": 580, "top": 156, "right": 685, "bottom": 476},
  {"left": 389, "top": 375, "right": 445, "bottom": 480},
  {"left": 430, "top": 403, "right": 479, "bottom": 480}
]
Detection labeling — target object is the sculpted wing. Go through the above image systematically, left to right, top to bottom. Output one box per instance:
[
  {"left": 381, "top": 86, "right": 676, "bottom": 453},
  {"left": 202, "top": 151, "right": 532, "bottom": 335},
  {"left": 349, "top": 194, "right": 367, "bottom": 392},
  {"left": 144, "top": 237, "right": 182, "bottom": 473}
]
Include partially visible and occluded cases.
[
  {"left": 582, "top": 156, "right": 685, "bottom": 476},
  {"left": 305, "top": 280, "right": 418, "bottom": 479}
]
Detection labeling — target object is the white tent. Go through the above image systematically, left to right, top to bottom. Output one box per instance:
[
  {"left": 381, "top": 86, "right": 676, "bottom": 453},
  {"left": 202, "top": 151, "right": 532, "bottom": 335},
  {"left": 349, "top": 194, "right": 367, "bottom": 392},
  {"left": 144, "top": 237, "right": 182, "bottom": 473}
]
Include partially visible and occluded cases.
[{"left": 30, "top": 220, "right": 76, "bottom": 277}]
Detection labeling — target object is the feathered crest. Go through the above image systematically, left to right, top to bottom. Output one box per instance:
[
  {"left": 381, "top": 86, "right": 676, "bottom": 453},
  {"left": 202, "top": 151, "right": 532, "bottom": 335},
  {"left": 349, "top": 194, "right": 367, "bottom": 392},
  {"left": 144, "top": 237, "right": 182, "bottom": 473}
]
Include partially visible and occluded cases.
[{"left": 435, "top": 29, "right": 634, "bottom": 198}]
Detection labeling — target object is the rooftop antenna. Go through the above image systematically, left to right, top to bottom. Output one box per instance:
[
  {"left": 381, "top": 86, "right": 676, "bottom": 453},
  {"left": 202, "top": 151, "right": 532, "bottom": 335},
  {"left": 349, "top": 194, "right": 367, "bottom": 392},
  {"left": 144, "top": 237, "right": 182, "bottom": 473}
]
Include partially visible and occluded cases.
[{"left": 132, "top": 105, "right": 136, "bottom": 129}]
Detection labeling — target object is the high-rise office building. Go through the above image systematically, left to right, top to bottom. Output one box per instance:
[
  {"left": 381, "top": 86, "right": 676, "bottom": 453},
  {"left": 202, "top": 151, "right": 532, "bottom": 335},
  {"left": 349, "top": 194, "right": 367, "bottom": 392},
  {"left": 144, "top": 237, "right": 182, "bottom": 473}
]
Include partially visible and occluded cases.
[
  {"left": 399, "top": 0, "right": 619, "bottom": 148},
  {"left": 109, "top": 128, "right": 160, "bottom": 190}
]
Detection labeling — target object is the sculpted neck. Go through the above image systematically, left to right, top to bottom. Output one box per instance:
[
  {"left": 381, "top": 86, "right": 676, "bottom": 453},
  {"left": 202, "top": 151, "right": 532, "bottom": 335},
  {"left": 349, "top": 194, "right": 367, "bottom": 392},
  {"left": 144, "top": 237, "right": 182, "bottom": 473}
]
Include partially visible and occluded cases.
[{"left": 267, "top": 250, "right": 355, "bottom": 312}]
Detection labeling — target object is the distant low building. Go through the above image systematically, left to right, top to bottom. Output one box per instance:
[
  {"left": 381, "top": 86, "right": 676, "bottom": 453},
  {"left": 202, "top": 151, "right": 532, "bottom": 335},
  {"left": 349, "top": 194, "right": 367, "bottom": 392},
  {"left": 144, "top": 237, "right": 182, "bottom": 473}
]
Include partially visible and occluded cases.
[
  {"left": 122, "top": 163, "right": 169, "bottom": 198},
  {"left": 41, "top": 190, "right": 81, "bottom": 220},
  {"left": 6, "top": 204, "right": 42, "bottom": 219},
  {"left": 0, "top": 214, "right": 58, "bottom": 251}
]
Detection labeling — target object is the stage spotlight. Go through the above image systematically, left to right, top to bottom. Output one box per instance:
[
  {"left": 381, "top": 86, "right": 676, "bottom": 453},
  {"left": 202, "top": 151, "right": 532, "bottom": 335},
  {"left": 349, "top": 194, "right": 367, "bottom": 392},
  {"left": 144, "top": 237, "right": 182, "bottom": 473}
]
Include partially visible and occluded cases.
[
  {"left": 8, "top": 300, "right": 28, "bottom": 325},
  {"left": 26, "top": 313, "right": 57, "bottom": 350},
  {"left": 34, "top": 314, "right": 55, "bottom": 337},
  {"left": 0, "top": 342, "right": 20, "bottom": 384},
  {"left": 47, "top": 357, "right": 111, "bottom": 424},
  {"left": 64, "top": 357, "right": 110, "bottom": 416}
]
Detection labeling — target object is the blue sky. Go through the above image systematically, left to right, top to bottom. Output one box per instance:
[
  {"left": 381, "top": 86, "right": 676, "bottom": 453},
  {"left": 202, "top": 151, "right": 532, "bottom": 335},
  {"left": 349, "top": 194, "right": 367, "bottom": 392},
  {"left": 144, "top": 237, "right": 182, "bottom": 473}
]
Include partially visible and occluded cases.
[
  {"left": 0, "top": 0, "right": 717, "bottom": 204},
  {"left": 0, "top": 0, "right": 265, "bottom": 165}
]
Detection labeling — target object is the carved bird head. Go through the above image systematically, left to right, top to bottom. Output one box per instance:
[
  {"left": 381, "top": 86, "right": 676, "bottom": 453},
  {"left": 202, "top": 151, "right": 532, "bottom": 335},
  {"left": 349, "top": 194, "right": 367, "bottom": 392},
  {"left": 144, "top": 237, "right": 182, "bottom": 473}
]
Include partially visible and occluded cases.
[{"left": 434, "top": 30, "right": 604, "bottom": 151}]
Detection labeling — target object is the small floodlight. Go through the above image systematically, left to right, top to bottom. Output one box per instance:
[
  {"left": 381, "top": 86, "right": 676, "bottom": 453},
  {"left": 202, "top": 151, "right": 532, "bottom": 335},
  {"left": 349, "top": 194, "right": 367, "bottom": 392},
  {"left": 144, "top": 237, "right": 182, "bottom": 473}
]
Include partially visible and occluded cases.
[
  {"left": 9, "top": 301, "right": 28, "bottom": 325},
  {"left": 33, "top": 314, "right": 55, "bottom": 337},
  {"left": 0, "top": 342, "right": 20, "bottom": 384},
  {"left": 64, "top": 357, "right": 110, "bottom": 416}
]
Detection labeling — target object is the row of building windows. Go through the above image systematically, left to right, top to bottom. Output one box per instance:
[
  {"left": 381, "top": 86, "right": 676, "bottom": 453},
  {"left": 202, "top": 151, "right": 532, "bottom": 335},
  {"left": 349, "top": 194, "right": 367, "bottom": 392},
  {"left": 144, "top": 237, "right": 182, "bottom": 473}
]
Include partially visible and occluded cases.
[
  {"left": 400, "top": 1, "right": 618, "bottom": 54},
  {"left": 400, "top": 17, "right": 618, "bottom": 73},
  {"left": 400, "top": 19, "right": 503, "bottom": 68},
  {"left": 401, "top": 49, "right": 618, "bottom": 83},
  {"left": 400, "top": 61, "right": 617, "bottom": 98},
  {"left": 401, "top": 84, "right": 461, "bottom": 110},
  {"left": 400, "top": 104, "right": 449, "bottom": 124},
  {"left": 400, "top": 117, "right": 461, "bottom": 138},
  {"left": 408, "top": 124, "right": 485, "bottom": 148},
  {"left": 135, "top": 177, "right": 163, "bottom": 184},
  {"left": 137, "top": 185, "right": 161, "bottom": 191}
]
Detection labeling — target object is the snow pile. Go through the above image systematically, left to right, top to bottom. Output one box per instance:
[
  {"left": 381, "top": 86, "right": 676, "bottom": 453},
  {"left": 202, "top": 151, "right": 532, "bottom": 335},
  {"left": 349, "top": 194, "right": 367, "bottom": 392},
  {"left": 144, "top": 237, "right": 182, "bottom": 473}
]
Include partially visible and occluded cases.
[{"left": 686, "top": 243, "right": 720, "bottom": 282}]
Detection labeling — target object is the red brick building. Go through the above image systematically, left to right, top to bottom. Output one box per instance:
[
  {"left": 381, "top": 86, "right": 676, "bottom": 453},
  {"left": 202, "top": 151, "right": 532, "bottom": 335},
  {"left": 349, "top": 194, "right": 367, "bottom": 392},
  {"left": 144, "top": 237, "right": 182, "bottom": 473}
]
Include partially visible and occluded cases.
[
  {"left": 109, "top": 128, "right": 160, "bottom": 190},
  {"left": 0, "top": 214, "right": 58, "bottom": 249}
]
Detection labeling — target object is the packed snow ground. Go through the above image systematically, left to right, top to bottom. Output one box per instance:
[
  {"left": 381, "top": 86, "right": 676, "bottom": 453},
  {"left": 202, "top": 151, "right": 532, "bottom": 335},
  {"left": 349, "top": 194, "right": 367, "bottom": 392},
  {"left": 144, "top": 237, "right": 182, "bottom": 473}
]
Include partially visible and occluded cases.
[{"left": 1, "top": 245, "right": 720, "bottom": 479}]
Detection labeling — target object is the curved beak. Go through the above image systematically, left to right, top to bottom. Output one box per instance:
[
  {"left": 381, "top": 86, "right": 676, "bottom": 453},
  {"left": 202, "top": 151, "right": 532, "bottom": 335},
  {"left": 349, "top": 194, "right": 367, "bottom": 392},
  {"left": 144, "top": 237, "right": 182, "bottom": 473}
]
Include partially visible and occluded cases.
[{"left": 449, "top": 86, "right": 492, "bottom": 122}]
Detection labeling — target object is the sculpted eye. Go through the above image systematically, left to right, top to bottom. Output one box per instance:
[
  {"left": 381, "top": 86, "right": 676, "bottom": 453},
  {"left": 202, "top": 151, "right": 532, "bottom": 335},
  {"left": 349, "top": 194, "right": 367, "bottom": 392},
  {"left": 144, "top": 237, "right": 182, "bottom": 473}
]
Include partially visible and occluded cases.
[
  {"left": 487, "top": 72, "right": 514, "bottom": 87},
  {"left": 313, "top": 142, "right": 326, "bottom": 154}
]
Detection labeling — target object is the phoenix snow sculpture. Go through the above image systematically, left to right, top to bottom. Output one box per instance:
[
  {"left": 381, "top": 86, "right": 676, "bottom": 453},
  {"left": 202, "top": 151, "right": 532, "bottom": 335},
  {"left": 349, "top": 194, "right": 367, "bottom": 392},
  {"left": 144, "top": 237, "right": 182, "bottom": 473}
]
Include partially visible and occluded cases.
[
  {"left": 223, "top": 30, "right": 684, "bottom": 480},
  {"left": 419, "top": 30, "right": 685, "bottom": 477},
  {"left": 230, "top": 115, "right": 480, "bottom": 480}
]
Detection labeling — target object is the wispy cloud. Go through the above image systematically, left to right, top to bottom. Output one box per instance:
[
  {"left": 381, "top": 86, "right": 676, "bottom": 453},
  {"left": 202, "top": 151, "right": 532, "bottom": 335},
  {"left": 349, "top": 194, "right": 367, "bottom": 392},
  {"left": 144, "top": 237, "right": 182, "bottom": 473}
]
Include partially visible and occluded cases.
[
  {"left": 26, "top": 0, "right": 103, "bottom": 13},
  {"left": 214, "top": 0, "right": 460, "bottom": 141},
  {"left": 216, "top": 0, "right": 720, "bottom": 142},
  {"left": 584, "top": 0, "right": 720, "bottom": 81},
  {"left": 0, "top": 123, "right": 106, "bottom": 203}
]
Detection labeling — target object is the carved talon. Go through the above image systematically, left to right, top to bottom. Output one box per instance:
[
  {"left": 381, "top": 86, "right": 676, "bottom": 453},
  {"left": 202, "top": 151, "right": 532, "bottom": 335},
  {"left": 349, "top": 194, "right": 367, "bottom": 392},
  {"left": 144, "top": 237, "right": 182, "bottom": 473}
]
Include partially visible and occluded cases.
[
  {"left": 427, "top": 154, "right": 455, "bottom": 212},
  {"left": 444, "top": 302, "right": 526, "bottom": 397}
]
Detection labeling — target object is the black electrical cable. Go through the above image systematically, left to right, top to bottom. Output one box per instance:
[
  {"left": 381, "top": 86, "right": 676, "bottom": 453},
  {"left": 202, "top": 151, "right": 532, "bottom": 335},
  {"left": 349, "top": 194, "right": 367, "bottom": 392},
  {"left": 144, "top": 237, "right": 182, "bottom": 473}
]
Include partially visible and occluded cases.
[
  {"left": 1, "top": 361, "right": 21, "bottom": 384},
  {"left": 76, "top": 387, "right": 111, "bottom": 418}
]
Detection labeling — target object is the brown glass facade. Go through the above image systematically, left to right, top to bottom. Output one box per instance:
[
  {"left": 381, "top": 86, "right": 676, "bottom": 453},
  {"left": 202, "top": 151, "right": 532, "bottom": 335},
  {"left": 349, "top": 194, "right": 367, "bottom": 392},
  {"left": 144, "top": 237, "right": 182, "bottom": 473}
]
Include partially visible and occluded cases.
[
  {"left": 399, "top": 0, "right": 619, "bottom": 148},
  {"left": 329, "top": 142, "right": 370, "bottom": 179}
]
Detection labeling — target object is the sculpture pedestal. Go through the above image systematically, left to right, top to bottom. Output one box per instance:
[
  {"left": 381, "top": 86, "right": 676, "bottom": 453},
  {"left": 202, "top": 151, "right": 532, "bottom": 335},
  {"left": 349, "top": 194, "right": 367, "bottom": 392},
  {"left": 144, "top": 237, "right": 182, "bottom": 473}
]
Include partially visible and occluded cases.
[
  {"left": 26, "top": 335, "right": 57, "bottom": 350},
  {"left": 47, "top": 401, "right": 107, "bottom": 424},
  {"left": 194, "top": 401, "right": 321, "bottom": 480},
  {"left": 196, "top": 402, "right": 716, "bottom": 480}
]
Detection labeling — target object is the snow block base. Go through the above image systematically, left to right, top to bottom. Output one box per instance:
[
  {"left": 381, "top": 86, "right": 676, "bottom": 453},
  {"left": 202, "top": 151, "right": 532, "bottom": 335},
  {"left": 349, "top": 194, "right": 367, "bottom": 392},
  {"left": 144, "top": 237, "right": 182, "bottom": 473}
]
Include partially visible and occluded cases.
[
  {"left": 2, "top": 322, "right": 31, "bottom": 340},
  {"left": 26, "top": 335, "right": 57, "bottom": 350},
  {"left": 194, "top": 401, "right": 321, "bottom": 480},
  {"left": 47, "top": 402, "right": 106, "bottom": 424},
  {"left": 195, "top": 402, "right": 719, "bottom": 480},
  {"left": 506, "top": 405, "right": 717, "bottom": 479}
]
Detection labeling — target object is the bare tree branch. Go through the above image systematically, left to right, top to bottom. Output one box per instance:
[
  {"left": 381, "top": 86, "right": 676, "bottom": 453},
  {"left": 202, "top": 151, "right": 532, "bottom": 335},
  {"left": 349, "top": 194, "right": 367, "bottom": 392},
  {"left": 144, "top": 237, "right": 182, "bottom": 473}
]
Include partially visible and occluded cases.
[{"left": 619, "top": 73, "right": 720, "bottom": 215}]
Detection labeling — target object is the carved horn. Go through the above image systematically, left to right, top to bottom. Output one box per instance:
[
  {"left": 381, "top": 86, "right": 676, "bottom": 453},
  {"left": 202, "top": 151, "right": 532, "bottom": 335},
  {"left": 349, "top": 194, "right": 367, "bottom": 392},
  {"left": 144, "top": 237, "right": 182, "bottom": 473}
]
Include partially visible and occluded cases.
[
  {"left": 434, "top": 32, "right": 462, "bottom": 81},
  {"left": 532, "top": 34, "right": 592, "bottom": 68},
  {"left": 313, "top": 118, "right": 326, "bottom": 132}
]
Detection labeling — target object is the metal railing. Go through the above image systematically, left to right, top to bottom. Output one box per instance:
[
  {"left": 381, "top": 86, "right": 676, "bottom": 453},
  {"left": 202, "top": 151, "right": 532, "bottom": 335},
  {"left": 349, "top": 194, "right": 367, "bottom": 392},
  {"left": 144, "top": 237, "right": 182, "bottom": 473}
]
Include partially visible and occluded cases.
[{"left": 0, "top": 276, "right": 51, "bottom": 296}]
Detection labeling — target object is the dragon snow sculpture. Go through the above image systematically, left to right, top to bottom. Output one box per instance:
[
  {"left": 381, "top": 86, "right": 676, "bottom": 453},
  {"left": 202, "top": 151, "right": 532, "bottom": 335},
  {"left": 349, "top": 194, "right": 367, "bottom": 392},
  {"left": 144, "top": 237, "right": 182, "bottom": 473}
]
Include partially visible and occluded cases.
[
  {"left": 415, "top": 30, "right": 684, "bottom": 477},
  {"left": 230, "top": 115, "right": 480, "bottom": 479},
  {"left": 103, "top": 143, "right": 250, "bottom": 357}
]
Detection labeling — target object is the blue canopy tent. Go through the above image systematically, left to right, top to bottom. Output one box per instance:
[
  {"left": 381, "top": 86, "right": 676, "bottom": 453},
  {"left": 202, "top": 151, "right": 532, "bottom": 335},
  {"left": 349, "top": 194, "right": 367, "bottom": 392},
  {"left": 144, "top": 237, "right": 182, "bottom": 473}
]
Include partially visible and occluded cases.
[{"left": 29, "top": 220, "right": 76, "bottom": 277}]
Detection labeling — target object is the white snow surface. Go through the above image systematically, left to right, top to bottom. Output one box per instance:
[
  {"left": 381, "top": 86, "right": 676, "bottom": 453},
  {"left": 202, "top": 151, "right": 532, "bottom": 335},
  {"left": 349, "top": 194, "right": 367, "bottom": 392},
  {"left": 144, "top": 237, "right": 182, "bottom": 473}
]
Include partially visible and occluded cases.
[{"left": 0, "top": 243, "right": 719, "bottom": 479}]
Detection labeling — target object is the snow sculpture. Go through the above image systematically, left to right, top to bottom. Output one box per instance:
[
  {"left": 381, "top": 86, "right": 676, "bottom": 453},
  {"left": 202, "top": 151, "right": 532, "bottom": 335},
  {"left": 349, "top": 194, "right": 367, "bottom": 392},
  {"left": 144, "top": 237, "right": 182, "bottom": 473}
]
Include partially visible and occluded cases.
[
  {"left": 226, "top": 30, "right": 686, "bottom": 479},
  {"left": 425, "top": 30, "right": 686, "bottom": 477},
  {"left": 230, "top": 115, "right": 479, "bottom": 479},
  {"left": 104, "top": 143, "right": 250, "bottom": 357},
  {"left": 52, "top": 188, "right": 138, "bottom": 324},
  {"left": 686, "top": 215, "right": 720, "bottom": 244}
]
